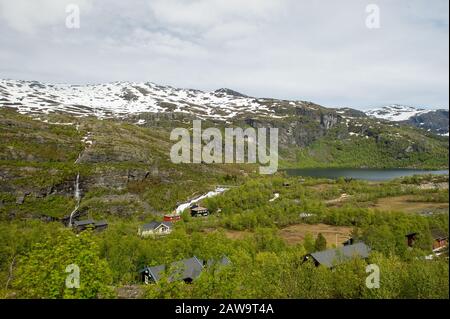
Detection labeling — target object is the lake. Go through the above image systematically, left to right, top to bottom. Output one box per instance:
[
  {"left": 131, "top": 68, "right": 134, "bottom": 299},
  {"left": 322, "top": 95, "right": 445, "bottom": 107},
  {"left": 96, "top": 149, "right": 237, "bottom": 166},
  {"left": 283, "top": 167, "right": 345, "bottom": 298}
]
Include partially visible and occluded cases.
[{"left": 284, "top": 168, "right": 449, "bottom": 181}]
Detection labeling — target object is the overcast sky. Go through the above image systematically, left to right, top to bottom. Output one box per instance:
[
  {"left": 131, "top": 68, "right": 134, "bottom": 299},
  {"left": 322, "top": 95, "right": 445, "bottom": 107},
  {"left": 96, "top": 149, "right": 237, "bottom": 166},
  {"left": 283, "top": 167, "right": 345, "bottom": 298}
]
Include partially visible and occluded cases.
[{"left": 0, "top": 0, "right": 448, "bottom": 110}]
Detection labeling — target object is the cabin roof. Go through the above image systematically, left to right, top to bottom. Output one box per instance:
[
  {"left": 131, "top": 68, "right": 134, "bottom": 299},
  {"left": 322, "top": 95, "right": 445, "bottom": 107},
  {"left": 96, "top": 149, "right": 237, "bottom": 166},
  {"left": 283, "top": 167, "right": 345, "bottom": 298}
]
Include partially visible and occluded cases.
[
  {"left": 191, "top": 206, "right": 208, "bottom": 212},
  {"left": 73, "top": 219, "right": 95, "bottom": 227},
  {"left": 95, "top": 220, "right": 108, "bottom": 227},
  {"left": 142, "top": 221, "right": 172, "bottom": 231},
  {"left": 431, "top": 229, "right": 448, "bottom": 240},
  {"left": 309, "top": 242, "right": 371, "bottom": 268},
  {"left": 141, "top": 256, "right": 203, "bottom": 282}
]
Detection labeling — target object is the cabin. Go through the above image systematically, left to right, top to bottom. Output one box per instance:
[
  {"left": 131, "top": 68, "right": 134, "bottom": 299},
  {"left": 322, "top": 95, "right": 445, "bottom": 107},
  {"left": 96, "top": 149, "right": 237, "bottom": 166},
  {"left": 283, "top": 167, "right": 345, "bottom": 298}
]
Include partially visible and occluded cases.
[
  {"left": 282, "top": 182, "right": 290, "bottom": 187},
  {"left": 190, "top": 206, "right": 209, "bottom": 217},
  {"left": 163, "top": 213, "right": 181, "bottom": 222},
  {"left": 73, "top": 219, "right": 108, "bottom": 232},
  {"left": 94, "top": 220, "right": 108, "bottom": 231},
  {"left": 138, "top": 221, "right": 173, "bottom": 237},
  {"left": 431, "top": 229, "right": 448, "bottom": 252},
  {"left": 405, "top": 232, "right": 418, "bottom": 247},
  {"left": 304, "top": 242, "right": 371, "bottom": 268},
  {"left": 140, "top": 256, "right": 231, "bottom": 284},
  {"left": 140, "top": 256, "right": 204, "bottom": 284}
]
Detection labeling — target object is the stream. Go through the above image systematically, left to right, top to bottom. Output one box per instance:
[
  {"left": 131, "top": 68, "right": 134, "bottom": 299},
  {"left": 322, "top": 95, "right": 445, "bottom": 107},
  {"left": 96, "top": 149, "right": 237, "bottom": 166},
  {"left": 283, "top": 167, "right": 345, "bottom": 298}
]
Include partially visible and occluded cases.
[{"left": 175, "top": 187, "right": 228, "bottom": 214}]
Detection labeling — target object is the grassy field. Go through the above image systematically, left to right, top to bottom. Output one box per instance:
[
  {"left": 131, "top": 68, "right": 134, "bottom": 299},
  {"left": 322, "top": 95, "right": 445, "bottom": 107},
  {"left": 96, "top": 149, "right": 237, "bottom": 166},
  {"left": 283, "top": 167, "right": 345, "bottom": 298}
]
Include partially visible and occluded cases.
[
  {"left": 373, "top": 195, "right": 449, "bottom": 214},
  {"left": 278, "top": 223, "right": 353, "bottom": 247}
]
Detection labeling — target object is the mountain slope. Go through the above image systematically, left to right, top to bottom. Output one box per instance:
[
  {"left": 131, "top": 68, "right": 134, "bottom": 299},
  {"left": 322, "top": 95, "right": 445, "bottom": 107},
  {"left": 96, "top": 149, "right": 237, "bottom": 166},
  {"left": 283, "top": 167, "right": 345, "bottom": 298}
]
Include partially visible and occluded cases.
[
  {"left": 0, "top": 80, "right": 448, "bottom": 222},
  {"left": 366, "top": 104, "right": 449, "bottom": 136}
]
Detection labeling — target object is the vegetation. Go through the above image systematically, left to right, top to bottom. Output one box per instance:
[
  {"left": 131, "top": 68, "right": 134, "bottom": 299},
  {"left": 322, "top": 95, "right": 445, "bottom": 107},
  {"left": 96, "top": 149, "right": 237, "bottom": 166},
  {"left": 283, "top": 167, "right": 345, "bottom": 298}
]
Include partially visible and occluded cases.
[
  {"left": 0, "top": 109, "right": 448, "bottom": 299},
  {"left": 0, "top": 174, "right": 448, "bottom": 299}
]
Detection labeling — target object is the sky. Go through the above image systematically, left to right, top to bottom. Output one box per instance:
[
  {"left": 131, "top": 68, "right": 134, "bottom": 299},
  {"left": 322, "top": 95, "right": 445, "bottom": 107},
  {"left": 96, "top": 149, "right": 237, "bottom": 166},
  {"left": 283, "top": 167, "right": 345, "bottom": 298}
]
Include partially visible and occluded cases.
[{"left": 0, "top": 0, "right": 448, "bottom": 110}]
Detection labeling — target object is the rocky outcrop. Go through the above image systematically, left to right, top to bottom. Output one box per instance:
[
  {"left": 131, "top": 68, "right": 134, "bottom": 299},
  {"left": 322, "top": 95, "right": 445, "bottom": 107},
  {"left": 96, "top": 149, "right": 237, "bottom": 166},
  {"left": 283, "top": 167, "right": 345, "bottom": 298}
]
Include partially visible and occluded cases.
[
  {"left": 244, "top": 107, "right": 341, "bottom": 148},
  {"left": 403, "top": 109, "right": 449, "bottom": 136}
]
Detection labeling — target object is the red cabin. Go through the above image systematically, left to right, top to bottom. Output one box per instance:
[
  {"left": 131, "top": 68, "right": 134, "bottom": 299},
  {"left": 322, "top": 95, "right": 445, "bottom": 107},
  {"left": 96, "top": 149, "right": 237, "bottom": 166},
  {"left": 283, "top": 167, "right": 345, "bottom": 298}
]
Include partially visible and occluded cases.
[{"left": 163, "top": 214, "right": 181, "bottom": 222}]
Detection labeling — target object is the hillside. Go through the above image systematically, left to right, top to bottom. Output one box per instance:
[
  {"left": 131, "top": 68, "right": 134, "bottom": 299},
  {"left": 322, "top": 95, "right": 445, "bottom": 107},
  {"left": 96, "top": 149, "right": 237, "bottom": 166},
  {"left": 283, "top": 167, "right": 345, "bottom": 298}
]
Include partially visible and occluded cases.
[
  {"left": 0, "top": 80, "right": 448, "bottom": 221},
  {"left": 0, "top": 80, "right": 448, "bottom": 300},
  {"left": 366, "top": 104, "right": 449, "bottom": 136}
]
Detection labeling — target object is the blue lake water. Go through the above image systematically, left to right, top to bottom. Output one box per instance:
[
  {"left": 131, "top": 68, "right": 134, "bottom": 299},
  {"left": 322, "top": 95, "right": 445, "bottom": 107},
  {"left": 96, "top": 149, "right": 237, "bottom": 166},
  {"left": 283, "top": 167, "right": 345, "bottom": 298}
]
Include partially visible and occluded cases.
[{"left": 284, "top": 168, "right": 449, "bottom": 181}]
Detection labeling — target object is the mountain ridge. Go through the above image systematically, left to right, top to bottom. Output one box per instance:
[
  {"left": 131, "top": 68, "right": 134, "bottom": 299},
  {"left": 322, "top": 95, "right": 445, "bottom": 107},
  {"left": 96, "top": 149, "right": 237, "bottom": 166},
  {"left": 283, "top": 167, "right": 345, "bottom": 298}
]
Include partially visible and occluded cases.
[{"left": 365, "top": 104, "right": 449, "bottom": 136}]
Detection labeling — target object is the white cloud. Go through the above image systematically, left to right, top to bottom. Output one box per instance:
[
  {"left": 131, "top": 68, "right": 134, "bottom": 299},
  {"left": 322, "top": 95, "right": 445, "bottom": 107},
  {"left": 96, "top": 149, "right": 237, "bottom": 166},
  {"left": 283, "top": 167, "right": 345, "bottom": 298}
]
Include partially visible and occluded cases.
[
  {"left": 0, "top": 0, "right": 448, "bottom": 109},
  {"left": 0, "top": 0, "right": 92, "bottom": 33},
  {"left": 148, "top": 0, "right": 281, "bottom": 30}
]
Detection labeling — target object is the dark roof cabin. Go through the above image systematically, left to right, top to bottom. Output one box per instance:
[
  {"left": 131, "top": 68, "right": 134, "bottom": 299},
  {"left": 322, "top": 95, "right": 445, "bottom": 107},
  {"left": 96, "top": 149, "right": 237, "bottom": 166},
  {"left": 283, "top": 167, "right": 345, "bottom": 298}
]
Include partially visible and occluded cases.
[
  {"left": 190, "top": 206, "right": 209, "bottom": 217},
  {"left": 73, "top": 219, "right": 108, "bottom": 232},
  {"left": 73, "top": 219, "right": 95, "bottom": 231},
  {"left": 94, "top": 220, "right": 108, "bottom": 231},
  {"left": 304, "top": 242, "right": 371, "bottom": 268},
  {"left": 140, "top": 256, "right": 231, "bottom": 284},
  {"left": 140, "top": 257, "right": 204, "bottom": 284}
]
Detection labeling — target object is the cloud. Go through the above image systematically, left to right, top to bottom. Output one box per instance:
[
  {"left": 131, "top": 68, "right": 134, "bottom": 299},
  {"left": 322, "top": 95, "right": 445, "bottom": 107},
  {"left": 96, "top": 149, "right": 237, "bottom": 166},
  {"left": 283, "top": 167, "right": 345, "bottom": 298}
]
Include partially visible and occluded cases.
[
  {"left": 0, "top": 0, "right": 448, "bottom": 109},
  {"left": 0, "top": 0, "right": 92, "bottom": 33},
  {"left": 147, "top": 0, "right": 281, "bottom": 30}
]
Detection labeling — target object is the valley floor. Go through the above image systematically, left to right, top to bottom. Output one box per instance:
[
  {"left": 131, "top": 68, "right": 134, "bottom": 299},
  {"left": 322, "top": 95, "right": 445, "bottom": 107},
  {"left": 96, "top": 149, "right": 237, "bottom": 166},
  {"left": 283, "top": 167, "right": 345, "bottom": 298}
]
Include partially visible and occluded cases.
[{"left": 0, "top": 173, "right": 448, "bottom": 299}]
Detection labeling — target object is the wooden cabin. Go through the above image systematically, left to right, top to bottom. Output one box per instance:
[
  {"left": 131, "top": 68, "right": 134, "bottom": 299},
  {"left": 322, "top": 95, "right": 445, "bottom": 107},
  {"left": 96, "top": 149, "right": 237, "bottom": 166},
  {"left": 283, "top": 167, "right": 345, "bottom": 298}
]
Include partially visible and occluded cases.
[
  {"left": 190, "top": 206, "right": 209, "bottom": 217},
  {"left": 163, "top": 213, "right": 181, "bottom": 222},
  {"left": 72, "top": 219, "right": 108, "bottom": 232},
  {"left": 138, "top": 221, "right": 173, "bottom": 238},
  {"left": 431, "top": 229, "right": 448, "bottom": 252},
  {"left": 304, "top": 242, "right": 371, "bottom": 268},
  {"left": 140, "top": 256, "right": 231, "bottom": 284},
  {"left": 140, "top": 257, "right": 204, "bottom": 284}
]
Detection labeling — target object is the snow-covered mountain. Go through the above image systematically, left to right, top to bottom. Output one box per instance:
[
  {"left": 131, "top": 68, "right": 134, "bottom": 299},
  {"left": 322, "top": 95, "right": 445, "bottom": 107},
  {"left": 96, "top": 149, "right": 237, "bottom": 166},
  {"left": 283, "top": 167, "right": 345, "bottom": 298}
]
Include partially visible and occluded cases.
[
  {"left": 0, "top": 79, "right": 298, "bottom": 120},
  {"left": 1, "top": 79, "right": 448, "bottom": 136},
  {"left": 365, "top": 104, "right": 449, "bottom": 136},
  {"left": 365, "top": 104, "right": 432, "bottom": 121}
]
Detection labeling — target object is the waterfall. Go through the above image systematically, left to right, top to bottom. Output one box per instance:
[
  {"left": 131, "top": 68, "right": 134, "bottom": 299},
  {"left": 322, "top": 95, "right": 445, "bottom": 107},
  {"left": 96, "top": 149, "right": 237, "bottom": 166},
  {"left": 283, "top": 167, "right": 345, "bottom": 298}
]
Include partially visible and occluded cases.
[
  {"left": 69, "top": 173, "right": 81, "bottom": 227},
  {"left": 74, "top": 173, "right": 80, "bottom": 203}
]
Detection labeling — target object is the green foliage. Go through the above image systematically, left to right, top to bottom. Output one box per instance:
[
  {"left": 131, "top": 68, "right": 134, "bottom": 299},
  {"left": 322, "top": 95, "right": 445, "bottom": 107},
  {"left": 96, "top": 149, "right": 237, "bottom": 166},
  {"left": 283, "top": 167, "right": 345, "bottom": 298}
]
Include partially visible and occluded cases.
[
  {"left": 0, "top": 107, "right": 448, "bottom": 299},
  {"left": 289, "top": 125, "right": 449, "bottom": 169},
  {"left": 13, "top": 229, "right": 114, "bottom": 299},
  {"left": 303, "top": 233, "right": 316, "bottom": 253},
  {"left": 315, "top": 233, "right": 327, "bottom": 251}
]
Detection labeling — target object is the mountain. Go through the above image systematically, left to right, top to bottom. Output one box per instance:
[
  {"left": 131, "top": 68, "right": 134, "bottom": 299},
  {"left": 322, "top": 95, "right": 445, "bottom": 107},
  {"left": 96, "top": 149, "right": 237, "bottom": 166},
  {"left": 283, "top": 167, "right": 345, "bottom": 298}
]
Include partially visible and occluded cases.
[
  {"left": 0, "top": 79, "right": 448, "bottom": 221},
  {"left": 0, "top": 79, "right": 291, "bottom": 120},
  {"left": 0, "top": 79, "right": 448, "bottom": 167},
  {"left": 366, "top": 104, "right": 449, "bottom": 136}
]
